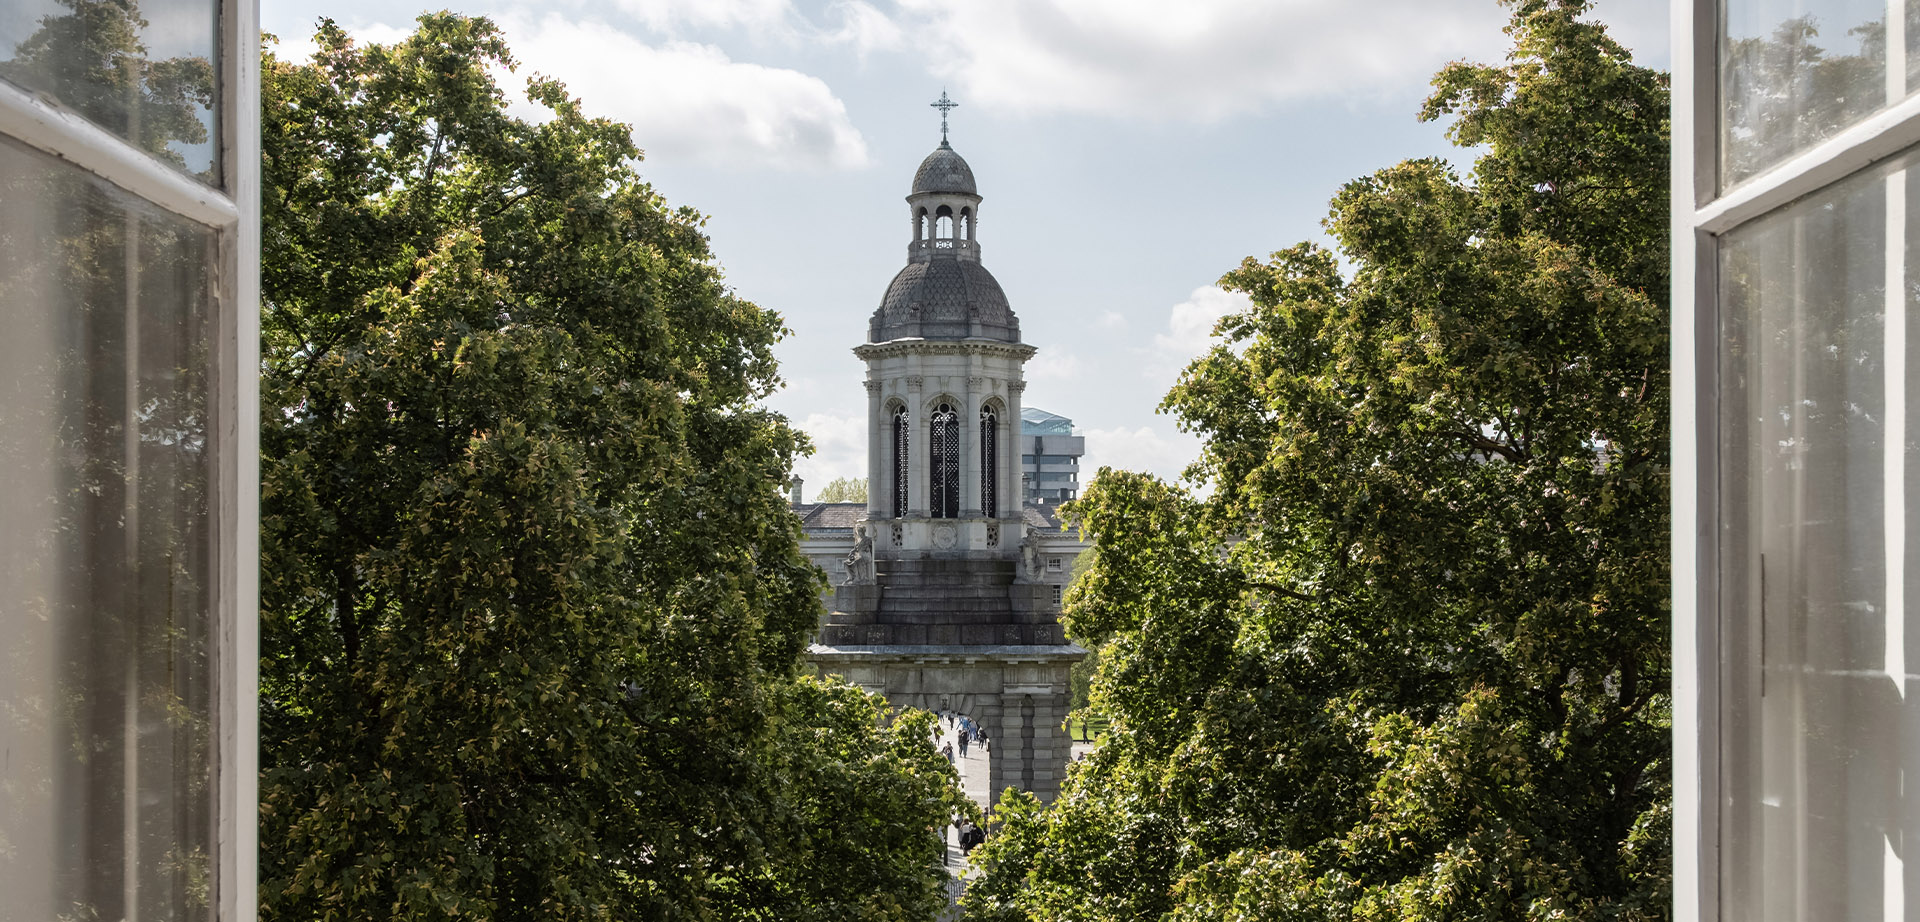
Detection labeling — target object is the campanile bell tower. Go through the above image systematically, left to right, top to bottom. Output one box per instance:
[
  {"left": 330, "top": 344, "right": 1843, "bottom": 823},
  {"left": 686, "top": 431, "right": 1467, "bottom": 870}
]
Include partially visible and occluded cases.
[
  {"left": 810, "top": 94, "right": 1084, "bottom": 804},
  {"left": 855, "top": 105, "right": 1032, "bottom": 541}
]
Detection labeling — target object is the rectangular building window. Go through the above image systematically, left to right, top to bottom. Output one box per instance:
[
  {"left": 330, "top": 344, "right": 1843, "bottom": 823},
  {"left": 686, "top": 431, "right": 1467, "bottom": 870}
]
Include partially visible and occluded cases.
[
  {"left": 0, "top": 0, "right": 259, "bottom": 919},
  {"left": 1680, "top": 0, "right": 1920, "bottom": 918}
]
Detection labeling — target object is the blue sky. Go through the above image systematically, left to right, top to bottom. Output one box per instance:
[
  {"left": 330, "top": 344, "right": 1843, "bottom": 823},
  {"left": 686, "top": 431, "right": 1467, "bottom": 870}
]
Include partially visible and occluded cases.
[{"left": 263, "top": 0, "right": 1670, "bottom": 490}]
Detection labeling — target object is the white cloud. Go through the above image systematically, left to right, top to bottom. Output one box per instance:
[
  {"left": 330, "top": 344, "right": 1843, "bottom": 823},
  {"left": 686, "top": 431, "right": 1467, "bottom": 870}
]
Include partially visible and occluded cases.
[
  {"left": 613, "top": 0, "right": 793, "bottom": 33},
  {"left": 822, "top": 0, "right": 907, "bottom": 56},
  {"left": 888, "top": 0, "right": 1514, "bottom": 119},
  {"left": 502, "top": 14, "right": 870, "bottom": 170},
  {"left": 269, "top": 20, "right": 411, "bottom": 62},
  {"left": 1152, "top": 285, "right": 1251, "bottom": 369},
  {"left": 1095, "top": 310, "right": 1129, "bottom": 333},
  {"left": 1026, "top": 346, "right": 1085, "bottom": 380},
  {"left": 792, "top": 412, "right": 868, "bottom": 492},
  {"left": 1080, "top": 425, "right": 1201, "bottom": 483}
]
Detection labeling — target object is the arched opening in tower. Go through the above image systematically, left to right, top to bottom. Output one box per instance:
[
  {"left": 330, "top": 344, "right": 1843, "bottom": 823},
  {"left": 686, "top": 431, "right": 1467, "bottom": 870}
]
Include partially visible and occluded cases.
[{"left": 930, "top": 402, "right": 959, "bottom": 518}]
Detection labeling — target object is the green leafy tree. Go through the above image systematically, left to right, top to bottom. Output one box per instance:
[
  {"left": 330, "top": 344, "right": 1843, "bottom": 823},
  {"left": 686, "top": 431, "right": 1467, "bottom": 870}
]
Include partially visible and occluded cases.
[
  {"left": 967, "top": 2, "right": 1669, "bottom": 920},
  {"left": 257, "top": 16, "right": 966, "bottom": 921},
  {"left": 815, "top": 476, "right": 868, "bottom": 503}
]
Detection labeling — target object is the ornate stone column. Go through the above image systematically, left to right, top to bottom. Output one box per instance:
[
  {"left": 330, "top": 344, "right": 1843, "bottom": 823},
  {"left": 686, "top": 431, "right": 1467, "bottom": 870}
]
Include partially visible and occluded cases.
[
  {"left": 960, "top": 365, "right": 981, "bottom": 517},
  {"left": 906, "top": 374, "right": 927, "bottom": 516},
  {"left": 865, "top": 379, "right": 885, "bottom": 518},
  {"left": 1003, "top": 380, "right": 1025, "bottom": 519}
]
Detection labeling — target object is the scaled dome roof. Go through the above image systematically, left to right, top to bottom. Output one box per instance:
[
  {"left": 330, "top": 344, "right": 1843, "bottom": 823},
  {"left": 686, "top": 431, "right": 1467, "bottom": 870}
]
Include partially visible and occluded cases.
[
  {"left": 911, "top": 144, "right": 977, "bottom": 195},
  {"left": 870, "top": 259, "right": 1018, "bottom": 342}
]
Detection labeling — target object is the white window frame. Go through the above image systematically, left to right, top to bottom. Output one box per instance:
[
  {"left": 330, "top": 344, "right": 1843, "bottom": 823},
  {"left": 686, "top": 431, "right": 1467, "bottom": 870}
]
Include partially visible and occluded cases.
[
  {"left": 0, "top": 1, "right": 260, "bottom": 919},
  {"left": 1674, "top": 1, "right": 1920, "bottom": 919}
]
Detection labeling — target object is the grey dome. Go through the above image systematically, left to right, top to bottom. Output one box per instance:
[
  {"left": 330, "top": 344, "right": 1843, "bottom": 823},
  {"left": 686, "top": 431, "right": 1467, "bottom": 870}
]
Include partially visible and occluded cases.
[
  {"left": 912, "top": 144, "right": 977, "bottom": 195},
  {"left": 870, "top": 258, "right": 1019, "bottom": 342}
]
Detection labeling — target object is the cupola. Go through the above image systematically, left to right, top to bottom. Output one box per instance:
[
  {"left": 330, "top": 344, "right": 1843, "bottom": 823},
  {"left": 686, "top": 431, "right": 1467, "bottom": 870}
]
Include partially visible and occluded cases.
[{"left": 870, "top": 92, "right": 1019, "bottom": 343}]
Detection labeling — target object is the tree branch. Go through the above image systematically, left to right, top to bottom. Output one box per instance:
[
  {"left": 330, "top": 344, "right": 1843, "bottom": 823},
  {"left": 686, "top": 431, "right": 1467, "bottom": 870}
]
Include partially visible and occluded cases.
[
  {"left": 1447, "top": 429, "right": 1526, "bottom": 464},
  {"left": 1247, "top": 580, "right": 1323, "bottom": 604}
]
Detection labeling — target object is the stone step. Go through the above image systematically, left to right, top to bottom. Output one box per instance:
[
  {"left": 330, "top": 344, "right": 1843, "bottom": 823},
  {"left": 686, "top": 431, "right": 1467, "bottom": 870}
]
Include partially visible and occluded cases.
[
  {"left": 877, "top": 561, "right": 1017, "bottom": 577},
  {"left": 876, "top": 572, "right": 1016, "bottom": 586},
  {"left": 880, "top": 588, "right": 1011, "bottom": 602},
  {"left": 880, "top": 602, "right": 1013, "bottom": 616},
  {"left": 816, "top": 622, "right": 1071, "bottom": 646}
]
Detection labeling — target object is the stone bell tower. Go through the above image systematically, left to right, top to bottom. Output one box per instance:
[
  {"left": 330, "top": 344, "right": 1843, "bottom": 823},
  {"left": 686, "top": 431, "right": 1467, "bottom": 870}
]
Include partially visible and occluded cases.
[{"left": 809, "top": 94, "right": 1084, "bottom": 803}]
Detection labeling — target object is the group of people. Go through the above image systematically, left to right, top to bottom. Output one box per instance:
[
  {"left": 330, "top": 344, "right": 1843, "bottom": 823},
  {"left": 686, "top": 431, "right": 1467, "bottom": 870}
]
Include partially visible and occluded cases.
[
  {"left": 934, "top": 710, "right": 987, "bottom": 763},
  {"left": 930, "top": 711, "right": 992, "bottom": 862},
  {"left": 953, "top": 817, "right": 986, "bottom": 855}
]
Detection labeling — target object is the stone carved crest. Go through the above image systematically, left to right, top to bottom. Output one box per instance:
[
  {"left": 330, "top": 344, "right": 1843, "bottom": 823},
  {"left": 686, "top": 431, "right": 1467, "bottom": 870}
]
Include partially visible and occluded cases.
[{"left": 933, "top": 523, "right": 958, "bottom": 549}]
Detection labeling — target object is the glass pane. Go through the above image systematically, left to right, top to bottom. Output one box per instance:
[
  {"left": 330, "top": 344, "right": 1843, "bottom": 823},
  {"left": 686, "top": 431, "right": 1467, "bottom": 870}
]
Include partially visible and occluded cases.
[
  {"left": 0, "top": 0, "right": 219, "bottom": 181},
  {"left": 1721, "top": 0, "right": 1903, "bottom": 187},
  {"left": 0, "top": 136, "right": 216, "bottom": 919},
  {"left": 1719, "top": 154, "right": 1920, "bottom": 920}
]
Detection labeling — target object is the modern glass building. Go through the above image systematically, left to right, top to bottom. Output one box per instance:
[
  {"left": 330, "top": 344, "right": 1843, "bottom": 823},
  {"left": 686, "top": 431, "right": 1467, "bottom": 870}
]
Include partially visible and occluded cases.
[
  {"left": 0, "top": 0, "right": 259, "bottom": 918},
  {"left": 1677, "top": 0, "right": 1920, "bottom": 917},
  {"left": 1020, "top": 406, "right": 1084, "bottom": 505}
]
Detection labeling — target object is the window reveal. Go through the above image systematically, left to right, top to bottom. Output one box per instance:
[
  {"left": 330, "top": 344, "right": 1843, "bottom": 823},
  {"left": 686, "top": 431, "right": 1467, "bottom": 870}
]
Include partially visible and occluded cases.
[
  {"left": 930, "top": 402, "right": 959, "bottom": 518},
  {"left": 892, "top": 406, "right": 909, "bottom": 517},
  {"left": 980, "top": 406, "right": 997, "bottom": 515}
]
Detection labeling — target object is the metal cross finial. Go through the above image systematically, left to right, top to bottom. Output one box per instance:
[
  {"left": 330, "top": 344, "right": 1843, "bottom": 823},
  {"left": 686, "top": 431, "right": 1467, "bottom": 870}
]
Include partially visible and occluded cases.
[{"left": 931, "top": 90, "right": 957, "bottom": 147}]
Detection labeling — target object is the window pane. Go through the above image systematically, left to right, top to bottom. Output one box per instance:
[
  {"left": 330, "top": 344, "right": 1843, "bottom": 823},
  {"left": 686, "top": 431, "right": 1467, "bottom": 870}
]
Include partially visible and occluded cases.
[
  {"left": 0, "top": 0, "right": 219, "bottom": 181},
  {"left": 1720, "top": 0, "right": 1905, "bottom": 186},
  {"left": 0, "top": 136, "right": 216, "bottom": 920},
  {"left": 1719, "top": 154, "right": 1920, "bottom": 920}
]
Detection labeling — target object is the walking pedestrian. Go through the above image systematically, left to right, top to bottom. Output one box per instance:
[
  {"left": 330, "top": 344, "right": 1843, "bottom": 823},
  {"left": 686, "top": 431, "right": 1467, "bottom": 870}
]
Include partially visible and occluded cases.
[{"left": 958, "top": 727, "right": 970, "bottom": 757}]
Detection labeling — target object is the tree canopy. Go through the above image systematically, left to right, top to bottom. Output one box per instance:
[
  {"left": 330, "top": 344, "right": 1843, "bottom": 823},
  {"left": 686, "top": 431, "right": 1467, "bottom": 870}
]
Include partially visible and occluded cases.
[
  {"left": 967, "top": 2, "right": 1670, "bottom": 920},
  {"left": 256, "top": 16, "right": 966, "bottom": 920},
  {"left": 815, "top": 476, "right": 869, "bottom": 504}
]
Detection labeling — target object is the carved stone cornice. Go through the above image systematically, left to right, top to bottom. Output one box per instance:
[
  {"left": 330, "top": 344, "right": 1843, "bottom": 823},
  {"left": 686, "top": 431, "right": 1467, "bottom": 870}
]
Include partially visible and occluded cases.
[{"left": 854, "top": 339, "right": 1038, "bottom": 361}]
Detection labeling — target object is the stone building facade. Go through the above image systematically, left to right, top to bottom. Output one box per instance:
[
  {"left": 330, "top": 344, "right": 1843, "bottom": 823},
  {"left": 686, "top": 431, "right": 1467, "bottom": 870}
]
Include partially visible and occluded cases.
[{"left": 798, "top": 133, "right": 1087, "bottom": 804}]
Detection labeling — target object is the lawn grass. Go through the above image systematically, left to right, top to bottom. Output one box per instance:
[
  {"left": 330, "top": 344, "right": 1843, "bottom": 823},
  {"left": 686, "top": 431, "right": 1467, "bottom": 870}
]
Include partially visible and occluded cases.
[{"left": 1065, "top": 711, "right": 1110, "bottom": 743}]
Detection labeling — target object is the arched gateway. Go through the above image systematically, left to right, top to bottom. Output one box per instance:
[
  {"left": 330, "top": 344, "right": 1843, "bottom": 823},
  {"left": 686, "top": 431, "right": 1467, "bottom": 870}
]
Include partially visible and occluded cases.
[{"left": 795, "top": 111, "right": 1086, "bottom": 804}]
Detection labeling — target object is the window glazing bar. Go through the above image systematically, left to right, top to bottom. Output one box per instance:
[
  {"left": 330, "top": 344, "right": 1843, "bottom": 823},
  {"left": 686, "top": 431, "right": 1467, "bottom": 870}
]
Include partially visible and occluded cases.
[
  {"left": 0, "top": 79, "right": 238, "bottom": 228},
  {"left": 1696, "top": 90, "right": 1920, "bottom": 236}
]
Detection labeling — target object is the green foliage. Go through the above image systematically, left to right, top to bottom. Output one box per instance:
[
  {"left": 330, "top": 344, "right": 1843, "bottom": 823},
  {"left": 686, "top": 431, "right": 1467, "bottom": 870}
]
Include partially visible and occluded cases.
[
  {"left": 967, "top": 2, "right": 1670, "bottom": 920},
  {"left": 257, "top": 16, "right": 965, "bottom": 920},
  {"left": 815, "top": 476, "right": 868, "bottom": 503},
  {"left": 1064, "top": 548, "right": 1102, "bottom": 715}
]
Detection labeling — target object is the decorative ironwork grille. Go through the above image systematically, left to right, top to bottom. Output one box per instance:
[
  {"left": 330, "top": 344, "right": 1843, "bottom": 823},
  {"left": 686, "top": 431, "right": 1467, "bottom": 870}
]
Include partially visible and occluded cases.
[
  {"left": 930, "top": 402, "right": 959, "bottom": 518},
  {"left": 892, "top": 406, "right": 909, "bottom": 517},
  {"left": 980, "top": 407, "right": 997, "bottom": 515}
]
